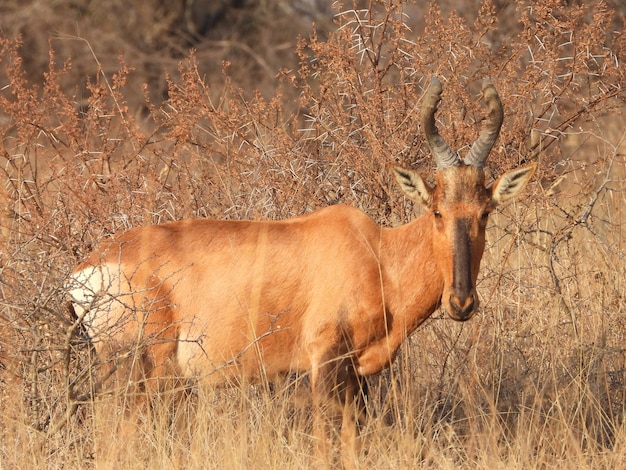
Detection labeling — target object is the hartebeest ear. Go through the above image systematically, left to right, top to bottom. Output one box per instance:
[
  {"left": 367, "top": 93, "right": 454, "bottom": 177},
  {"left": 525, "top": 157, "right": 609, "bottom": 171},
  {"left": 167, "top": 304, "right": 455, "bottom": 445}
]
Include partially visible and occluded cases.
[
  {"left": 489, "top": 163, "right": 537, "bottom": 207},
  {"left": 391, "top": 165, "right": 434, "bottom": 209}
]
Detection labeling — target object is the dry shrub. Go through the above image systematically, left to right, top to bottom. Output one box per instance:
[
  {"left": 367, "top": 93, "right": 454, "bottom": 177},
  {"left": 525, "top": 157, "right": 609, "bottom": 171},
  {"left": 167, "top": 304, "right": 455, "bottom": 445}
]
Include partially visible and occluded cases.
[
  {"left": 0, "top": 0, "right": 624, "bottom": 467},
  {"left": 0, "top": 0, "right": 334, "bottom": 115}
]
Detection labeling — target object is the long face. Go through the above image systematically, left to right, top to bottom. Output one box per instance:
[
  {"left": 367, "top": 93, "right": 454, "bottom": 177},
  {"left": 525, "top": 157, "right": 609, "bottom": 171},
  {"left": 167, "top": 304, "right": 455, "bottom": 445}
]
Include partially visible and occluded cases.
[
  {"left": 392, "top": 77, "right": 537, "bottom": 322},
  {"left": 430, "top": 165, "right": 491, "bottom": 321}
]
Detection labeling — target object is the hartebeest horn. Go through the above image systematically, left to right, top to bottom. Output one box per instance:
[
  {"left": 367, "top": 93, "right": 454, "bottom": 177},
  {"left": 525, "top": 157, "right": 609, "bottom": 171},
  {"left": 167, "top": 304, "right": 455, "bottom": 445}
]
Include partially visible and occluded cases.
[
  {"left": 421, "top": 77, "right": 460, "bottom": 169},
  {"left": 464, "top": 79, "right": 504, "bottom": 168}
]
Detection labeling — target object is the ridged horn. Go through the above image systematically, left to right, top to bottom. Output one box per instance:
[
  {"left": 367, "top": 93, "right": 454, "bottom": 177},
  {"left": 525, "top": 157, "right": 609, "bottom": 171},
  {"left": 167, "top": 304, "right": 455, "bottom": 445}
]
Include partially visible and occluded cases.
[
  {"left": 421, "top": 77, "right": 460, "bottom": 169},
  {"left": 464, "top": 79, "right": 504, "bottom": 168}
]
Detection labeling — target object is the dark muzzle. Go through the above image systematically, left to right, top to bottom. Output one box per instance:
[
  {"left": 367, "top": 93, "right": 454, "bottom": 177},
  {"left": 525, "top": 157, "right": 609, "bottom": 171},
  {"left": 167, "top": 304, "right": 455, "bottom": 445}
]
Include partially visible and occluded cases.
[{"left": 448, "top": 291, "right": 476, "bottom": 321}]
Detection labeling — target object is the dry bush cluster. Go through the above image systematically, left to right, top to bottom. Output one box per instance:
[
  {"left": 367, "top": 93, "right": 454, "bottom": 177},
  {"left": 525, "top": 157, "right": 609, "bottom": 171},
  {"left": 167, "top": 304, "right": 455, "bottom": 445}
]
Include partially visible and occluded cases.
[
  {"left": 0, "top": 0, "right": 624, "bottom": 467},
  {"left": 0, "top": 0, "right": 335, "bottom": 114}
]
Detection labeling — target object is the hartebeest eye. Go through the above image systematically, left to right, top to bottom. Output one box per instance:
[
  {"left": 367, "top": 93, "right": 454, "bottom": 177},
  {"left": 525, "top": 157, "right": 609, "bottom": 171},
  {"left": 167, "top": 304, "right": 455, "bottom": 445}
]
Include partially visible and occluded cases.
[
  {"left": 433, "top": 210, "right": 442, "bottom": 218},
  {"left": 481, "top": 210, "right": 490, "bottom": 220}
]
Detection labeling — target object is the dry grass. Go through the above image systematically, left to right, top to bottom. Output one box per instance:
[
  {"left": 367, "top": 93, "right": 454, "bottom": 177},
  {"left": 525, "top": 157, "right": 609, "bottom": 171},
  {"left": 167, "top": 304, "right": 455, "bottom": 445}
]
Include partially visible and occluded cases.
[{"left": 1, "top": 0, "right": 625, "bottom": 468}]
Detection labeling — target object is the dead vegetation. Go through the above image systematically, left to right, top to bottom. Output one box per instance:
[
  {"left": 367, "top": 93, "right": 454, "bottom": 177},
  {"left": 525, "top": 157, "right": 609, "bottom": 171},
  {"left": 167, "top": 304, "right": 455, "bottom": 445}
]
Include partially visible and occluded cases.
[{"left": 0, "top": 0, "right": 625, "bottom": 468}]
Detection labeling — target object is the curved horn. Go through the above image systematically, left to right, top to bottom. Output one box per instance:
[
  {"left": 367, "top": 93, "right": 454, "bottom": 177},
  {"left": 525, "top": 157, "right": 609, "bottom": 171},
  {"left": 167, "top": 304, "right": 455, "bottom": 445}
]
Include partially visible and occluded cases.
[
  {"left": 421, "top": 77, "right": 460, "bottom": 169},
  {"left": 464, "top": 79, "right": 504, "bottom": 168}
]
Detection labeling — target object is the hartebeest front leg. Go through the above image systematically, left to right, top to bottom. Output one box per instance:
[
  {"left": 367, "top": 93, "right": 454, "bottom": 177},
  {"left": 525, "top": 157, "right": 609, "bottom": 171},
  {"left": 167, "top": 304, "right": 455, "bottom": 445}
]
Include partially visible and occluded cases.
[
  {"left": 311, "top": 353, "right": 367, "bottom": 470},
  {"left": 311, "top": 361, "right": 334, "bottom": 468},
  {"left": 340, "top": 368, "right": 368, "bottom": 469}
]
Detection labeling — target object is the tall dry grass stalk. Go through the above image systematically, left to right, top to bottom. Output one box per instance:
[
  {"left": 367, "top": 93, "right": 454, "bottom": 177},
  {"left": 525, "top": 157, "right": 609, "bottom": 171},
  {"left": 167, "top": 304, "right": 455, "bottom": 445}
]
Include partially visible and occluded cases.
[{"left": 0, "top": 0, "right": 624, "bottom": 468}]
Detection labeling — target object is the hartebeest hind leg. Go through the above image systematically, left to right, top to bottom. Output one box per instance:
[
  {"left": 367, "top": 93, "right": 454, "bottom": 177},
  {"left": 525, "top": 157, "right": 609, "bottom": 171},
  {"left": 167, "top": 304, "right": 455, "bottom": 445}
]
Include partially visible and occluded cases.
[
  {"left": 87, "top": 296, "right": 186, "bottom": 463},
  {"left": 91, "top": 338, "right": 193, "bottom": 466},
  {"left": 88, "top": 341, "right": 153, "bottom": 466},
  {"left": 311, "top": 353, "right": 368, "bottom": 469}
]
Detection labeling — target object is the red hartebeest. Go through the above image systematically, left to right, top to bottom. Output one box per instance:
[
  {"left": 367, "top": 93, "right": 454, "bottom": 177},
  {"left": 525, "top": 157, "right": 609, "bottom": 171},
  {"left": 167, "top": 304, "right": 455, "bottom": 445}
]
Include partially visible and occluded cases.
[{"left": 69, "top": 77, "right": 536, "bottom": 467}]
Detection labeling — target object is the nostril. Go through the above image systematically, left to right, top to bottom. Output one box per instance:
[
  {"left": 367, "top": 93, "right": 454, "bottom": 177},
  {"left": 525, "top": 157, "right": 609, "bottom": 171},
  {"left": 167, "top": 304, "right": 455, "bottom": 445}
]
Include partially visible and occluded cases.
[{"left": 450, "top": 294, "right": 475, "bottom": 319}]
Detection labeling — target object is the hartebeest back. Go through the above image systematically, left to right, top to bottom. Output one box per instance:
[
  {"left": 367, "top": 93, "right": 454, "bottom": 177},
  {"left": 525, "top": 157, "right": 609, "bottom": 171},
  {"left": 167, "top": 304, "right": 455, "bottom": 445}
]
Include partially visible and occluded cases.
[{"left": 70, "top": 77, "right": 536, "bottom": 468}]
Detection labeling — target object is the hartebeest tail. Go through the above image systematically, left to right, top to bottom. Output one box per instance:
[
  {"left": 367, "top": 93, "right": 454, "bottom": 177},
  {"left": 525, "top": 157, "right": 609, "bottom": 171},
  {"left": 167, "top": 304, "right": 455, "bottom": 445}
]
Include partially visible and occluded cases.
[{"left": 69, "top": 77, "right": 536, "bottom": 468}]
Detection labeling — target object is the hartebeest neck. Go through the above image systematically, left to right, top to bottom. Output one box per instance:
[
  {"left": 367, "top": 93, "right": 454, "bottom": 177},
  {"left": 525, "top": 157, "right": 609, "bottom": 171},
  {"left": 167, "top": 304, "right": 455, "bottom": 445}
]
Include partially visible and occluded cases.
[{"left": 380, "top": 214, "right": 444, "bottom": 332}]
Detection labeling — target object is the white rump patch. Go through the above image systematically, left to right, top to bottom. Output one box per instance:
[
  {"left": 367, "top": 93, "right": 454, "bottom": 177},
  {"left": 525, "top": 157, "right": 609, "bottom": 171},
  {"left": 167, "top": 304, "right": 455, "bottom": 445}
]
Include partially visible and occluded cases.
[{"left": 68, "top": 263, "right": 130, "bottom": 341}]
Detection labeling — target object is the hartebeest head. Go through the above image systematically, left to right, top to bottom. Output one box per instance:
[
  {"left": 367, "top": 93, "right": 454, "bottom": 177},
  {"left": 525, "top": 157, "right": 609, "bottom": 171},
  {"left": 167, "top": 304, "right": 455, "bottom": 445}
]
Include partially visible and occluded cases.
[{"left": 393, "top": 78, "right": 536, "bottom": 321}]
